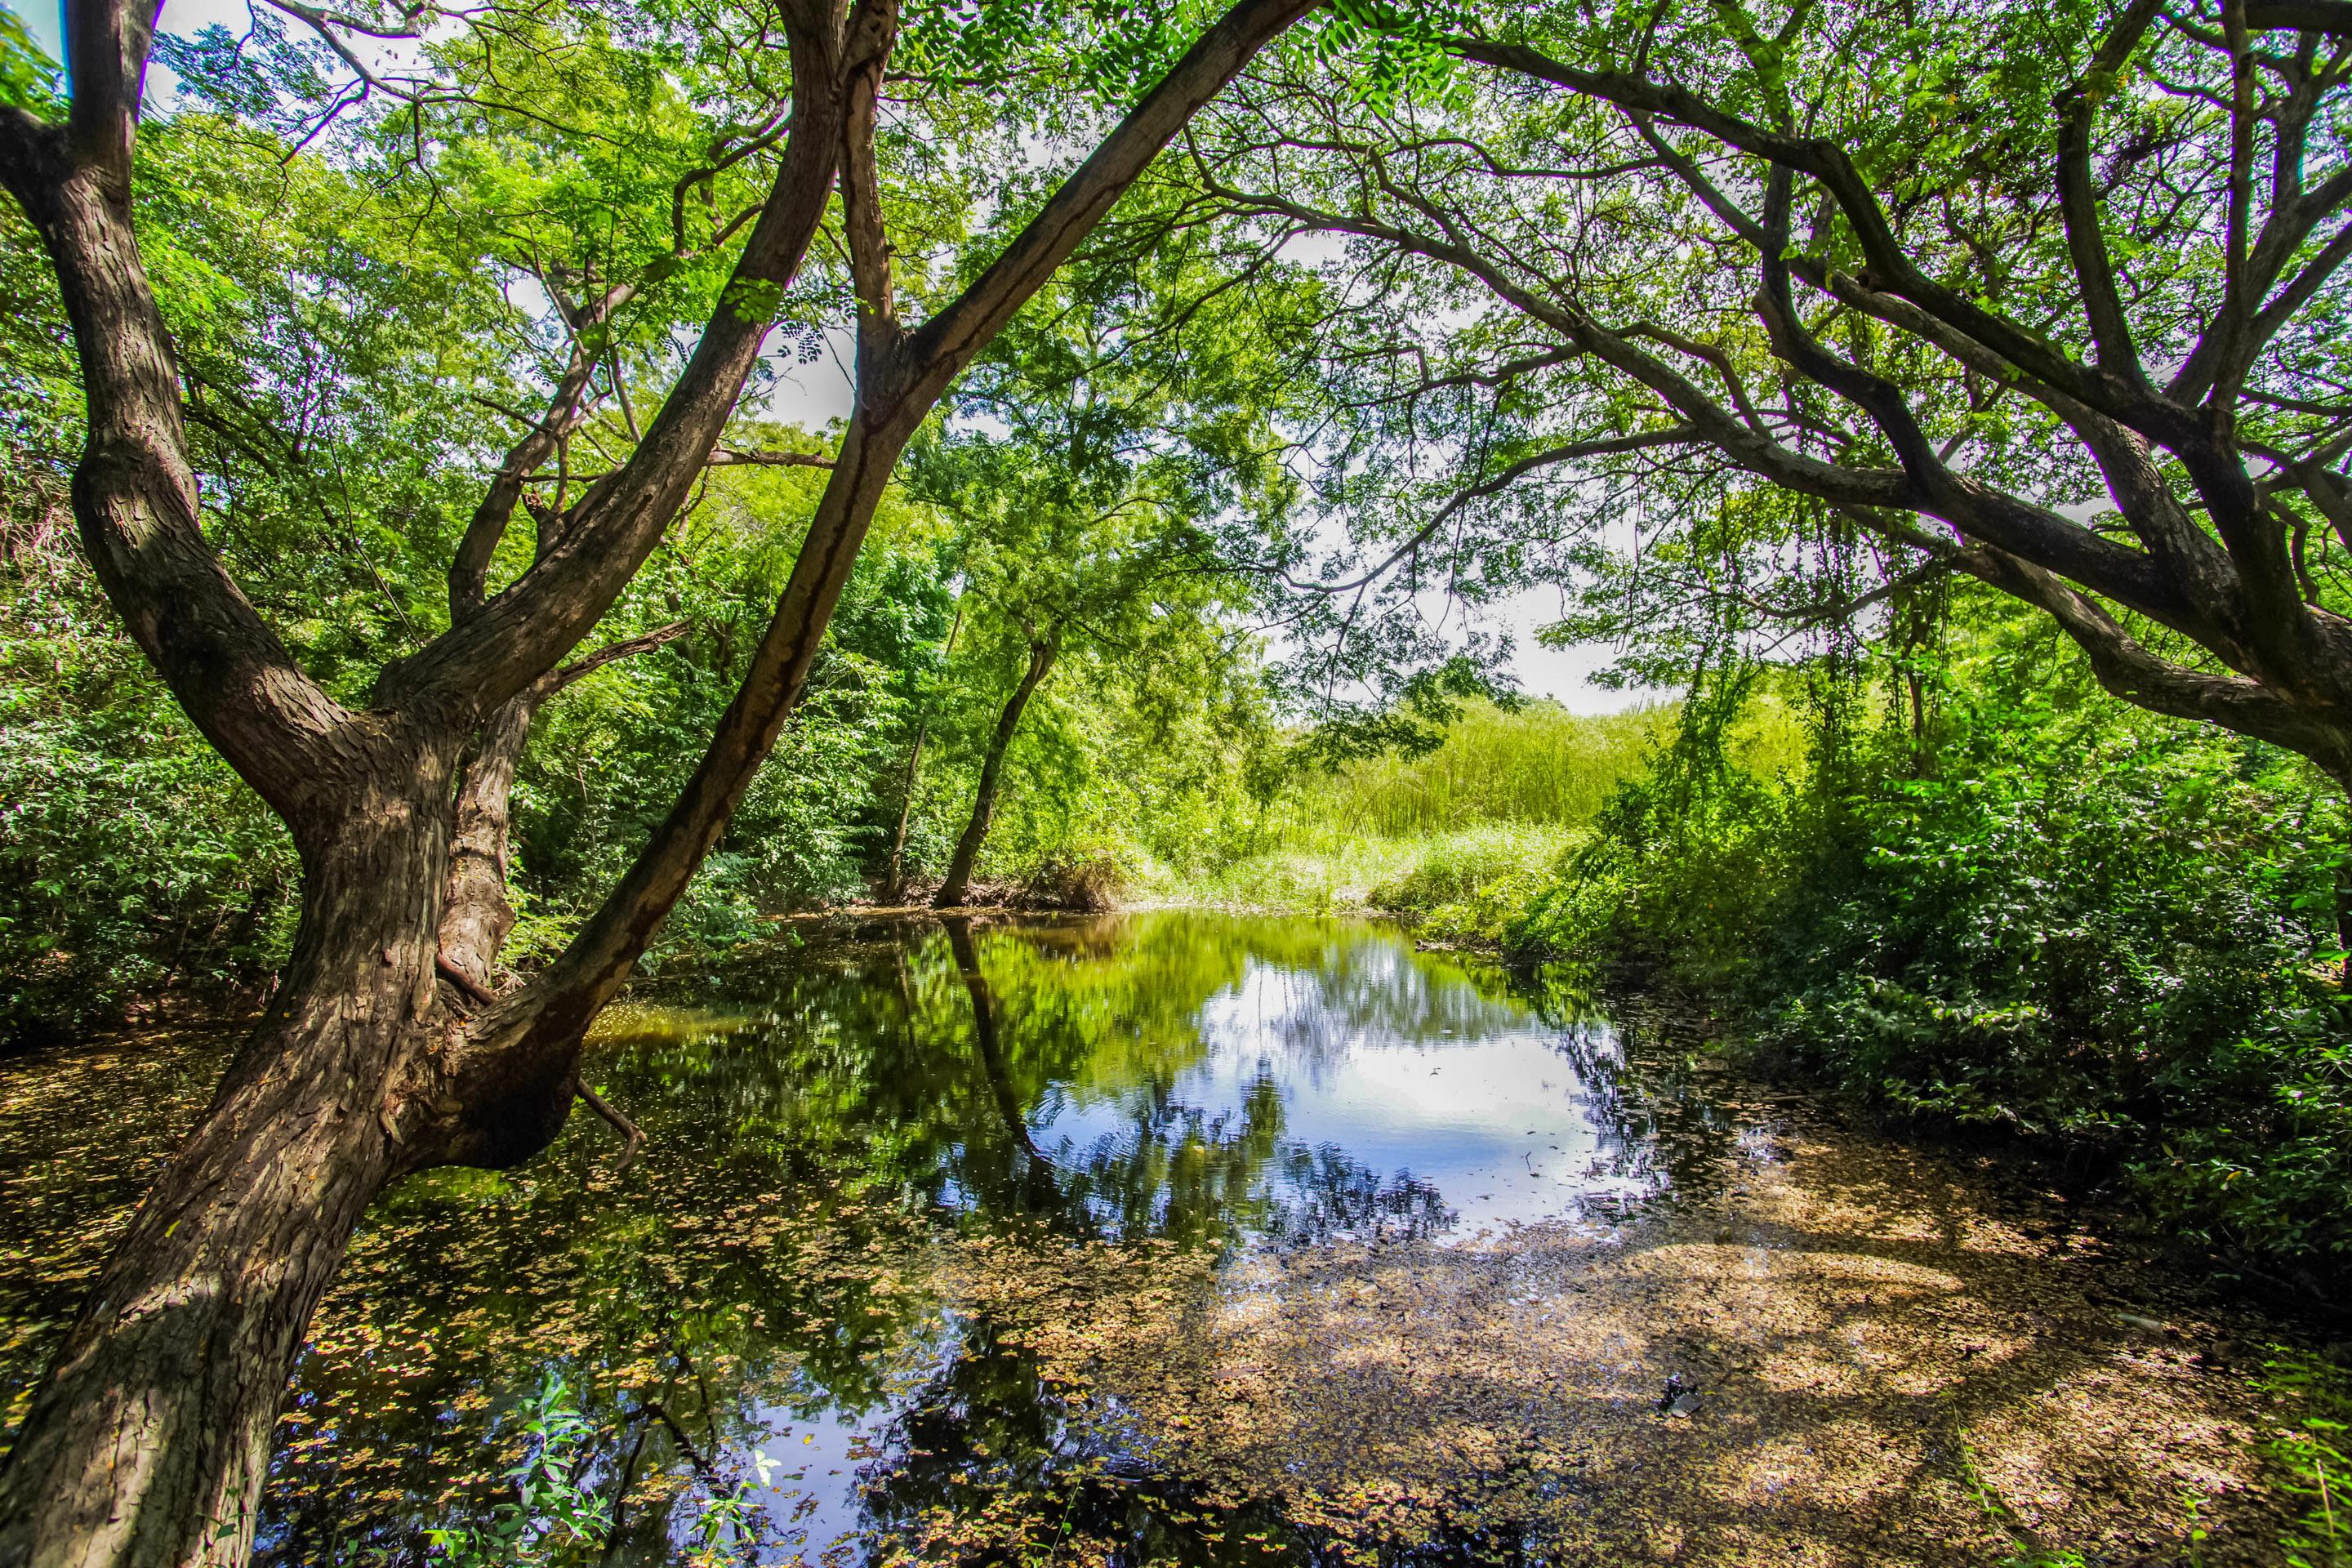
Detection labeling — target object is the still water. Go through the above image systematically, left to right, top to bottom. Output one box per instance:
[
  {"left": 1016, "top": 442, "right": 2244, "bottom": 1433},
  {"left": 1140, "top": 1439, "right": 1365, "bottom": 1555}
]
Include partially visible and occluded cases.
[
  {"left": 278, "top": 911, "right": 1738, "bottom": 1560},
  {"left": 0, "top": 912, "right": 2287, "bottom": 1565}
]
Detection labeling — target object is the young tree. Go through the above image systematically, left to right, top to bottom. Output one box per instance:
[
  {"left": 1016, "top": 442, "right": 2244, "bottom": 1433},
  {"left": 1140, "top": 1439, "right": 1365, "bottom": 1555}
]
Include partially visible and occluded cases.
[
  {"left": 0, "top": 0, "right": 1323, "bottom": 1555},
  {"left": 1189, "top": 0, "right": 2352, "bottom": 798},
  {"left": 906, "top": 272, "right": 1291, "bottom": 906},
  {"left": 918, "top": 470, "right": 1227, "bottom": 906}
]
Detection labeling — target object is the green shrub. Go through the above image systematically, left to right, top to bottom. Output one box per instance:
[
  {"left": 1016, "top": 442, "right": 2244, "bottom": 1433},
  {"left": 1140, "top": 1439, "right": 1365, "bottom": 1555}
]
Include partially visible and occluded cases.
[
  {"left": 0, "top": 567, "right": 297, "bottom": 1045},
  {"left": 1508, "top": 624, "right": 2352, "bottom": 1284},
  {"left": 1370, "top": 822, "right": 1585, "bottom": 943},
  {"left": 2258, "top": 1349, "right": 2352, "bottom": 1568}
]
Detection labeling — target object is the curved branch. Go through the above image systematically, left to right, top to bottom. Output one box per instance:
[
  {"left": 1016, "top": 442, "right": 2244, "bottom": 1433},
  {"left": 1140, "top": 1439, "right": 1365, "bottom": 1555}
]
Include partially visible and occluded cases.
[
  {"left": 2055, "top": 0, "right": 2162, "bottom": 386},
  {"left": 373, "top": 9, "right": 850, "bottom": 724},
  {"left": 2, "top": 10, "right": 365, "bottom": 822},
  {"left": 1452, "top": 37, "right": 2199, "bottom": 448},
  {"left": 1279, "top": 427, "right": 1699, "bottom": 595},
  {"left": 550, "top": 619, "right": 691, "bottom": 690}
]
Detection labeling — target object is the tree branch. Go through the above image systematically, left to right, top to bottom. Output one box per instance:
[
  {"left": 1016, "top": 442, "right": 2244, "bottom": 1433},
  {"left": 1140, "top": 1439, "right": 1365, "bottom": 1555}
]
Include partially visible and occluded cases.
[
  {"left": 899, "top": 0, "right": 1324, "bottom": 414},
  {"left": 2055, "top": 0, "right": 2162, "bottom": 386},
  {"left": 2245, "top": 0, "right": 2352, "bottom": 37},
  {"left": 372, "top": 7, "right": 852, "bottom": 724},
  {"left": 707, "top": 446, "right": 837, "bottom": 469},
  {"left": 550, "top": 620, "right": 691, "bottom": 691},
  {"left": 576, "top": 1079, "right": 644, "bottom": 1169}
]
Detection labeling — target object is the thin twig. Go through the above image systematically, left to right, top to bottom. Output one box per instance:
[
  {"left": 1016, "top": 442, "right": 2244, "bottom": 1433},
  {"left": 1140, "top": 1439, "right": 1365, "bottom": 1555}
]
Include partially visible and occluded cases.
[{"left": 434, "top": 951, "right": 497, "bottom": 1006}]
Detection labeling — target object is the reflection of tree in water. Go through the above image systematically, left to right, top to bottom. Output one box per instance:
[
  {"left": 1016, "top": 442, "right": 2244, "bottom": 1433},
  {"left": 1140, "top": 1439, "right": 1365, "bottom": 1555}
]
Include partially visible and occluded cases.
[
  {"left": 237, "top": 912, "right": 1685, "bottom": 1557},
  {"left": 949, "top": 920, "right": 1489, "bottom": 1251},
  {"left": 1528, "top": 978, "right": 1757, "bottom": 1214},
  {"left": 1039, "top": 1071, "right": 1288, "bottom": 1245},
  {"left": 1262, "top": 1145, "right": 1459, "bottom": 1247},
  {"left": 846, "top": 1314, "right": 1566, "bottom": 1568}
]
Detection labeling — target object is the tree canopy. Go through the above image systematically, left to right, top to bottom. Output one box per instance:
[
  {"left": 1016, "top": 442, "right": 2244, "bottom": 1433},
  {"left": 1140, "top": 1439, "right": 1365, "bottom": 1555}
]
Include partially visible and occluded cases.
[{"left": 11, "top": 0, "right": 2352, "bottom": 1560}]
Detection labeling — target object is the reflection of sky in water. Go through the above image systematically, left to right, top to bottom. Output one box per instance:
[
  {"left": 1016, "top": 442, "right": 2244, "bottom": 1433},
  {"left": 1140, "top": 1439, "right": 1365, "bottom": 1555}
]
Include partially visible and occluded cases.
[
  {"left": 190, "top": 915, "right": 1732, "bottom": 1560},
  {"left": 733, "top": 938, "right": 1668, "bottom": 1558},
  {"left": 1033, "top": 952, "right": 1658, "bottom": 1239}
]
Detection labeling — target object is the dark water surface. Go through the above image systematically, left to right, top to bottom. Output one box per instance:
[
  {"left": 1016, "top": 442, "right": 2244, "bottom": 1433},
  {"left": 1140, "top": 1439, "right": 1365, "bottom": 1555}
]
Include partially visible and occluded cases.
[{"left": 0, "top": 913, "right": 2296, "bottom": 1566}]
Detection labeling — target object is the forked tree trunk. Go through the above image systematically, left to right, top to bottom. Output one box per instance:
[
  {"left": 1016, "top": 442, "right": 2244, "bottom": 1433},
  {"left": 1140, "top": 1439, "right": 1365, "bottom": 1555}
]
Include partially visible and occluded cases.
[
  {"left": 0, "top": 0, "right": 1318, "bottom": 1557},
  {"left": 437, "top": 623, "right": 688, "bottom": 990},
  {"left": 933, "top": 636, "right": 1057, "bottom": 908}
]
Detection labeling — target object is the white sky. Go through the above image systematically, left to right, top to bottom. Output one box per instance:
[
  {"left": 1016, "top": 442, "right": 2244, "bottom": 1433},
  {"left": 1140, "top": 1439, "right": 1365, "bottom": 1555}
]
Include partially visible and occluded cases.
[
  {"left": 24, "top": 0, "right": 1655, "bottom": 714},
  {"left": 768, "top": 350, "right": 1652, "bottom": 712}
]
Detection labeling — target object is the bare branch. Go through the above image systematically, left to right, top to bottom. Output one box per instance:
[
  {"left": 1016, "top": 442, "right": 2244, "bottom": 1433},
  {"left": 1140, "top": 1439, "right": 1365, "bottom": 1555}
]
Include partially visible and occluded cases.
[
  {"left": 2055, "top": 0, "right": 2162, "bottom": 386},
  {"left": 707, "top": 446, "right": 837, "bottom": 469},
  {"left": 550, "top": 619, "right": 691, "bottom": 690}
]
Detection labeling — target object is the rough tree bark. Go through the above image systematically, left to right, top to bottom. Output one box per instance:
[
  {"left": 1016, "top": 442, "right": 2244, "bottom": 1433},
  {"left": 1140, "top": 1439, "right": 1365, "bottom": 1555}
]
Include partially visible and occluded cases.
[
  {"left": 0, "top": 0, "right": 1317, "bottom": 1557},
  {"left": 0, "top": 0, "right": 840, "bottom": 1554},
  {"left": 438, "top": 621, "right": 689, "bottom": 992},
  {"left": 933, "top": 634, "right": 1058, "bottom": 908},
  {"left": 0, "top": 736, "right": 460, "bottom": 1562}
]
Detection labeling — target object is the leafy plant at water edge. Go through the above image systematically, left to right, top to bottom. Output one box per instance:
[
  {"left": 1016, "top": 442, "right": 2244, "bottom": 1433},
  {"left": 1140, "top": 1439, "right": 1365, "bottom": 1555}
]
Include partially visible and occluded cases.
[
  {"left": 1499, "top": 606, "right": 2352, "bottom": 1284},
  {"left": 2260, "top": 1349, "right": 2352, "bottom": 1568},
  {"left": 416, "top": 1371, "right": 780, "bottom": 1567},
  {"left": 423, "top": 1374, "right": 612, "bottom": 1567}
]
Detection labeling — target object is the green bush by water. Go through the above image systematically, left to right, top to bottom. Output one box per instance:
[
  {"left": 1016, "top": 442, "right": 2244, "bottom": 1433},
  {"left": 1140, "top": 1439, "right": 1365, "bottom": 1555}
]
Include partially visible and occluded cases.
[
  {"left": 1501, "top": 612, "right": 2352, "bottom": 1286},
  {"left": 1367, "top": 822, "right": 1588, "bottom": 944}
]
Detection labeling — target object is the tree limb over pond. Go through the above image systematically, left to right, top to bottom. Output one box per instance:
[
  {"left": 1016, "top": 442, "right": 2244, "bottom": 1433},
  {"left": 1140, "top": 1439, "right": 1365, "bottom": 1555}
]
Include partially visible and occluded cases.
[
  {"left": 0, "top": 0, "right": 1320, "bottom": 1556},
  {"left": 1186, "top": 0, "right": 2352, "bottom": 795}
]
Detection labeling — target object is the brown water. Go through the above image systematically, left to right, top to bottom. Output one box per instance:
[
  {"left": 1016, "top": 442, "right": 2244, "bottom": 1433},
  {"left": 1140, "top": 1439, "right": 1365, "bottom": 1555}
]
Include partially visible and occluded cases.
[{"left": 0, "top": 912, "right": 2308, "bottom": 1564}]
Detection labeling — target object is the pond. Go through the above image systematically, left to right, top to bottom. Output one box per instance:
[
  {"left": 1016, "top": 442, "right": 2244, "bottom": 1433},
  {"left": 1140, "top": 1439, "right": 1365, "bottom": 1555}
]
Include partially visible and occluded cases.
[{"left": 0, "top": 912, "right": 2301, "bottom": 1564}]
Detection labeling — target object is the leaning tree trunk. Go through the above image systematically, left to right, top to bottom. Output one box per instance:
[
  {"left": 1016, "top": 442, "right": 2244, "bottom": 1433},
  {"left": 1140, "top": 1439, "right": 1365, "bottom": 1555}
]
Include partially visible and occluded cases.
[
  {"left": 0, "top": 0, "right": 1316, "bottom": 1556},
  {"left": 933, "top": 636, "right": 1057, "bottom": 909},
  {"left": 0, "top": 737, "right": 469, "bottom": 1566}
]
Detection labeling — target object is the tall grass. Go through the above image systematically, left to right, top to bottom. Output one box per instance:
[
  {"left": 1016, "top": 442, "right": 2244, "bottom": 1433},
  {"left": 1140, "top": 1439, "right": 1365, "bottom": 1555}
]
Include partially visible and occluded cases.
[
  {"left": 1165, "top": 696, "right": 1802, "bottom": 939},
  {"left": 1293, "top": 701, "right": 1667, "bottom": 834}
]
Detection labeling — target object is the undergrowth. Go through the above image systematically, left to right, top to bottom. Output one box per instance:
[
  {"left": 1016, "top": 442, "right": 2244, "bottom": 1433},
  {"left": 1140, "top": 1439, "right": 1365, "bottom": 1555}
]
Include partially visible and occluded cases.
[{"left": 2261, "top": 1349, "right": 2352, "bottom": 1568}]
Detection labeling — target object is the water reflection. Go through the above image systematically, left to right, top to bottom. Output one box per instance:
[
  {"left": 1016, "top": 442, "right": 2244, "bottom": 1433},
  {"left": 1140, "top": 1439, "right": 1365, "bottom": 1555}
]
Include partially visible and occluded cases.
[
  {"left": 17, "top": 912, "right": 1747, "bottom": 1560},
  {"left": 673, "top": 913, "right": 1701, "bottom": 1254}
]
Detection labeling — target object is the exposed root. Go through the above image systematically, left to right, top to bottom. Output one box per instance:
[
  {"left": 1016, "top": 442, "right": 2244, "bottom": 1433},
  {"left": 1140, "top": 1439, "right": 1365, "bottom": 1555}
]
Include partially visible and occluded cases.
[
  {"left": 434, "top": 951, "right": 497, "bottom": 1007},
  {"left": 576, "top": 1078, "right": 644, "bottom": 1171}
]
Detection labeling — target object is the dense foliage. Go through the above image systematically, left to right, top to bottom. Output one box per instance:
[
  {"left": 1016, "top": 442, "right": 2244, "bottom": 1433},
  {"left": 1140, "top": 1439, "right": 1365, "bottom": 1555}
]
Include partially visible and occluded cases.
[{"left": 1472, "top": 602, "right": 2352, "bottom": 1288}]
